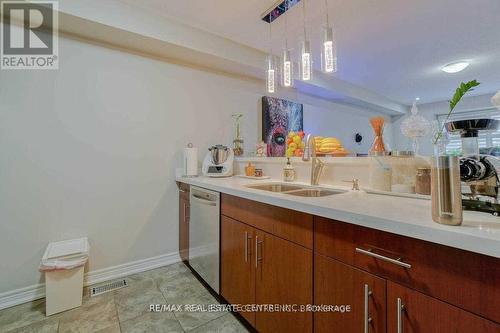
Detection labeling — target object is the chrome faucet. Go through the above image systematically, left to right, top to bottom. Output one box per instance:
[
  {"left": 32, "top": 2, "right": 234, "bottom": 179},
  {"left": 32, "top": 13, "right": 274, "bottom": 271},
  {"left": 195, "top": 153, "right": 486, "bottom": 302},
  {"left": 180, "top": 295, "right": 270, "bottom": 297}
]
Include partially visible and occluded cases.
[{"left": 302, "top": 134, "right": 325, "bottom": 185}]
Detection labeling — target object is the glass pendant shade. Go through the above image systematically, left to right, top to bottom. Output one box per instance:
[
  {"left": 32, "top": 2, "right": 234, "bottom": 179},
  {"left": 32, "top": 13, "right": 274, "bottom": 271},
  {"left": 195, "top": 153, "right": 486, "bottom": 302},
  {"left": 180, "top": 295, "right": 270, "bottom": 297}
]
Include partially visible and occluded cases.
[
  {"left": 321, "top": 26, "right": 337, "bottom": 73},
  {"left": 300, "top": 41, "right": 312, "bottom": 81},
  {"left": 281, "top": 49, "right": 294, "bottom": 87},
  {"left": 266, "top": 55, "right": 277, "bottom": 93}
]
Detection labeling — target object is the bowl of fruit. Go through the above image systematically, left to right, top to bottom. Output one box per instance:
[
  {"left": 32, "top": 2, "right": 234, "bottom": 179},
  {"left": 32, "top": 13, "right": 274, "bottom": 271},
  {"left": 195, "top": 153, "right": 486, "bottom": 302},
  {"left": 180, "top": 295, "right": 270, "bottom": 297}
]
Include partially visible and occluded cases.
[{"left": 286, "top": 131, "right": 305, "bottom": 157}]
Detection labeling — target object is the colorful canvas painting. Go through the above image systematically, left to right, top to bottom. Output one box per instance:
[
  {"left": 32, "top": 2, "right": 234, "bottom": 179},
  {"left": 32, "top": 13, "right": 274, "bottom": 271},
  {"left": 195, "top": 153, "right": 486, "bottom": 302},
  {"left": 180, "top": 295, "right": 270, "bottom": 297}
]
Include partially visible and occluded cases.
[{"left": 262, "top": 96, "right": 304, "bottom": 157}]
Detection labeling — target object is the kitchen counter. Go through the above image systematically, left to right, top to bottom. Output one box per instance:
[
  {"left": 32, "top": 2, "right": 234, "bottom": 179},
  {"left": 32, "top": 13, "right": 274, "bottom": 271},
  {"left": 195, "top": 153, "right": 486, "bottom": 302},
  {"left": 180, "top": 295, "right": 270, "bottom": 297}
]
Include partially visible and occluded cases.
[{"left": 176, "top": 175, "right": 500, "bottom": 259}]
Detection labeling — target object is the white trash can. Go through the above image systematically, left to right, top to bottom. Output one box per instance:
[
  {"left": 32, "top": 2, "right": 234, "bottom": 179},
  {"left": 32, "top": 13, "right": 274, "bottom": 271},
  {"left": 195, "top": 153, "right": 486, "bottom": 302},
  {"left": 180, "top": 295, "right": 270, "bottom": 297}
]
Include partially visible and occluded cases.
[{"left": 39, "top": 237, "right": 89, "bottom": 316}]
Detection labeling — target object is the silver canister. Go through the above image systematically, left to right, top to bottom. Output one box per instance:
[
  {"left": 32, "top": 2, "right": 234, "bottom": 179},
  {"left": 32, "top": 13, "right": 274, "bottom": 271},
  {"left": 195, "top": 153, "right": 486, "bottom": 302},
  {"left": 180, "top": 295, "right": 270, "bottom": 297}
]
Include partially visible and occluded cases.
[{"left": 431, "top": 155, "right": 463, "bottom": 226}]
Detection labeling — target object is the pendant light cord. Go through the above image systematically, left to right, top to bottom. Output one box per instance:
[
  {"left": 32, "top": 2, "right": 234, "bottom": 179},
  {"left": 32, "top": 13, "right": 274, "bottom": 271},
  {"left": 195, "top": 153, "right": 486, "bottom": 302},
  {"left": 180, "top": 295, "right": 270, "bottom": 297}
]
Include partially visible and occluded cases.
[
  {"left": 284, "top": 0, "right": 289, "bottom": 49},
  {"left": 302, "top": 0, "right": 307, "bottom": 40},
  {"left": 324, "top": 0, "right": 330, "bottom": 26},
  {"left": 269, "top": 13, "right": 273, "bottom": 55}
]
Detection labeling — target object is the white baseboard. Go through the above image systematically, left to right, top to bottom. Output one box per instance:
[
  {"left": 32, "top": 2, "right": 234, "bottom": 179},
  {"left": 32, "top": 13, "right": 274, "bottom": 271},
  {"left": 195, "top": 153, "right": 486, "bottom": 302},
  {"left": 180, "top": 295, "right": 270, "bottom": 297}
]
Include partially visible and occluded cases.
[{"left": 0, "top": 252, "right": 180, "bottom": 311}]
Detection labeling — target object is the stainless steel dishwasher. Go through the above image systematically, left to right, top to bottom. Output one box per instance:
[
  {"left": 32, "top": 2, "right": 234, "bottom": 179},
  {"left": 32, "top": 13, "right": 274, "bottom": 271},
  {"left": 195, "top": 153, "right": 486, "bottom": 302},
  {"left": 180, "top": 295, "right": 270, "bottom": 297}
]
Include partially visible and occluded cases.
[{"left": 189, "top": 186, "right": 220, "bottom": 293}]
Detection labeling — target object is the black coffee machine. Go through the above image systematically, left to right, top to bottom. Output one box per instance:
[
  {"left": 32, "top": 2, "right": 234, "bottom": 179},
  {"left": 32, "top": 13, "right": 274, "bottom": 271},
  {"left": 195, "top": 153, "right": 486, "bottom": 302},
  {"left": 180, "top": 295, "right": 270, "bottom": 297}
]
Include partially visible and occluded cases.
[{"left": 446, "top": 119, "right": 500, "bottom": 216}]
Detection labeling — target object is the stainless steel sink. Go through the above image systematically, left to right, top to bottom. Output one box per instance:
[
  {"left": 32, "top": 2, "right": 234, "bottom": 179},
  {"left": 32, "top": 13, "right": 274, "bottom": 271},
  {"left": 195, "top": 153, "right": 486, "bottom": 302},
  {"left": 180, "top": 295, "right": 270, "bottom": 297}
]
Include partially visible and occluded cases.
[
  {"left": 245, "top": 183, "right": 346, "bottom": 197},
  {"left": 246, "top": 184, "right": 304, "bottom": 192},
  {"left": 285, "top": 189, "right": 345, "bottom": 197}
]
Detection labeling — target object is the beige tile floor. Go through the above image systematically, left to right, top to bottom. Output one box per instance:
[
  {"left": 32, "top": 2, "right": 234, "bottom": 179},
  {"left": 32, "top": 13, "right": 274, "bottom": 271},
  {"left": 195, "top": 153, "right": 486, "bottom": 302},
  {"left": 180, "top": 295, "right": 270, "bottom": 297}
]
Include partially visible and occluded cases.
[{"left": 0, "top": 262, "right": 250, "bottom": 333}]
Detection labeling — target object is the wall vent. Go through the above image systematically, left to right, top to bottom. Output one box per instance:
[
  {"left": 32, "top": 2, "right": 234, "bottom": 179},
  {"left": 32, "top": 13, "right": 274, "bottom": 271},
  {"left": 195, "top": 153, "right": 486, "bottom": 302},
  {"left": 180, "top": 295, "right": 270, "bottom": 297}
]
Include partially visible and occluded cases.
[{"left": 90, "top": 279, "right": 128, "bottom": 297}]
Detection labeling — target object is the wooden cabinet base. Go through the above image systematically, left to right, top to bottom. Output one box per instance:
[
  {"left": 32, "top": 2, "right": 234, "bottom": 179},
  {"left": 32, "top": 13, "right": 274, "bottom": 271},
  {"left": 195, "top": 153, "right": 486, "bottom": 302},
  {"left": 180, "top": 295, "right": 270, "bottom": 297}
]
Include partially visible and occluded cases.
[{"left": 174, "top": 187, "right": 500, "bottom": 333}]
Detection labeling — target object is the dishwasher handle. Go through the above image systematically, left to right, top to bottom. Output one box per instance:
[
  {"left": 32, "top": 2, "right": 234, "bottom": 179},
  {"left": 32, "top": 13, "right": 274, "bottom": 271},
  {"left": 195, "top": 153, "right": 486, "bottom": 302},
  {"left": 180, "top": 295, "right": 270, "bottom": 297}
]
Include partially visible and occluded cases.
[{"left": 191, "top": 194, "right": 217, "bottom": 206}]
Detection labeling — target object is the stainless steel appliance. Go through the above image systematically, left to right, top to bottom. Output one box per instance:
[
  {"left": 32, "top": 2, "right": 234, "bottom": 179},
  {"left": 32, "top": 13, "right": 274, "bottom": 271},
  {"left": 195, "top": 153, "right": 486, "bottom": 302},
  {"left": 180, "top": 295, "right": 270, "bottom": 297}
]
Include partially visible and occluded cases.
[
  {"left": 445, "top": 119, "right": 500, "bottom": 216},
  {"left": 202, "top": 145, "right": 234, "bottom": 177},
  {"left": 189, "top": 186, "right": 220, "bottom": 293}
]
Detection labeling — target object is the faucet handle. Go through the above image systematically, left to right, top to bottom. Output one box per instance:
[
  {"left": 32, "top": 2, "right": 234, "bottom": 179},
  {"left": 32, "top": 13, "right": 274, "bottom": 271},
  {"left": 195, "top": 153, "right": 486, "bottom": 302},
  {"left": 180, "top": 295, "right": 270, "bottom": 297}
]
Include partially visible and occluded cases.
[{"left": 343, "top": 178, "right": 360, "bottom": 191}]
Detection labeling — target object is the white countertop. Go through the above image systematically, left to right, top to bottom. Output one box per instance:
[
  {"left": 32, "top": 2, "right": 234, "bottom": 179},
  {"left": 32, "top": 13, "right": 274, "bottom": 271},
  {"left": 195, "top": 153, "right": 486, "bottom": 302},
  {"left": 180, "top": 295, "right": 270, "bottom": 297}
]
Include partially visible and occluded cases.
[{"left": 176, "top": 175, "right": 500, "bottom": 259}]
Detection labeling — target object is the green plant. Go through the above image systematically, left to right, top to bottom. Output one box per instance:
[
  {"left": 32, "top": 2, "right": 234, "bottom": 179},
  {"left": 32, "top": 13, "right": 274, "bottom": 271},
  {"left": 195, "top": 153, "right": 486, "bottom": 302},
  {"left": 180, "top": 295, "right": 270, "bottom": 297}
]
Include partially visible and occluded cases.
[{"left": 433, "top": 80, "right": 481, "bottom": 145}]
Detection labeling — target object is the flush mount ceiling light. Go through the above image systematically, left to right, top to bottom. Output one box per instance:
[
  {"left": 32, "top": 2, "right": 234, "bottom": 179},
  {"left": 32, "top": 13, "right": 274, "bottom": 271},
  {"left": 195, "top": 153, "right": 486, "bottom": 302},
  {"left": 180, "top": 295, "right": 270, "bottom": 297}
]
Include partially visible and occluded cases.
[{"left": 441, "top": 61, "right": 470, "bottom": 73}]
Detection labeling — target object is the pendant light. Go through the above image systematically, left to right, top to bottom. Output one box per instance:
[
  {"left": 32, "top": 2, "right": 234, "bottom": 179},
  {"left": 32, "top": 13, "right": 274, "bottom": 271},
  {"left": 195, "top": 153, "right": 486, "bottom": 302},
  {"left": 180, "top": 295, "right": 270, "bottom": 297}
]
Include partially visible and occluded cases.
[
  {"left": 281, "top": 0, "right": 294, "bottom": 87},
  {"left": 299, "top": 0, "right": 312, "bottom": 81},
  {"left": 321, "top": 0, "right": 337, "bottom": 73},
  {"left": 266, "top": 13, "right": 277, "bottom": 94}
]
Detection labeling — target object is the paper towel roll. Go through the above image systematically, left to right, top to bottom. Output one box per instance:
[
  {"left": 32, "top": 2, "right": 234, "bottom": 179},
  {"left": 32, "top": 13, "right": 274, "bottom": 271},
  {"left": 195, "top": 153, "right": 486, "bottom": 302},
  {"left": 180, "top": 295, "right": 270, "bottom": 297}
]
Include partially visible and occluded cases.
[{"left": 184, "top": 146, "right": 198, "bottom": 176}]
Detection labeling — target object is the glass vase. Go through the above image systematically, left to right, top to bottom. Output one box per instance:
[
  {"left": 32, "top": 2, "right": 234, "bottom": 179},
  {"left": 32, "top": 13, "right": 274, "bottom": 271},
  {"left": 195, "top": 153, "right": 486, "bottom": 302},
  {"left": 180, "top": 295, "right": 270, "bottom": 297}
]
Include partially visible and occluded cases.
[
  {"left": 232, "top": 114, "right": 244, "bottom": 156},
  {"left": 369, "top": 117, "right": 387, "bottom": 155},
  {"left": 430, "top": 142, "right": 462, "bottom": 225}
]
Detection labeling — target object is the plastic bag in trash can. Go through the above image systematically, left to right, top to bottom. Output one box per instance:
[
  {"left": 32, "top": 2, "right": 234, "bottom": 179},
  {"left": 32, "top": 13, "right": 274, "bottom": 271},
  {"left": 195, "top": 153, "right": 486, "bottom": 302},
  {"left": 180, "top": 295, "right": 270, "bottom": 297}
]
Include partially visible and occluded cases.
[{"left": 39, "top": 238, "right": 89, "bottom": 272}]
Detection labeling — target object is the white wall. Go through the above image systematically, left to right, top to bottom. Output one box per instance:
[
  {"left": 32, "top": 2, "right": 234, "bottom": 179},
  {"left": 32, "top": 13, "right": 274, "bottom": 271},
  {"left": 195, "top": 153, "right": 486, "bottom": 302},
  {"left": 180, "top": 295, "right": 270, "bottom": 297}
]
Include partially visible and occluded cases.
[
  {"left": 0, "top": 35, "right": 390, "bottom": 296},
  {"left": 391, "top": 94, "right": 497, "bottom": 156},
  {"left": 305, "top": 103, "right": 393, "bottom": 155}
]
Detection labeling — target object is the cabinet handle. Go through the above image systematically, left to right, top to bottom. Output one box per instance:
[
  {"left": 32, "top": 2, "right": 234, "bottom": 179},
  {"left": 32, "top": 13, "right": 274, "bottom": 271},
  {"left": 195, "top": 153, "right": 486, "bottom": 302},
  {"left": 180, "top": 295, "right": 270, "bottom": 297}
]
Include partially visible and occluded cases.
[
  {"left": 191, "top": 194, "right": 217, "bottom": 206},
  {"left": 183, "top": 203, "right": 189, "bottom": 223},
  {"left": 244, "top": 232, "right": 252, "bottom": 262},
  {"left": 244, "top": 232, "right": 248, "bottom": 262},
  {"left": 255, "top": 236, "right": 263, "bottom": 268},
  {"left": 355, "top": 247, "right": 412, "bottom": 269},
  {"left": 364, "top": 284, "right": 372, "bottom": 333},
  {"left": 397, "top": 297, "right": 405, "bottom": 333}
]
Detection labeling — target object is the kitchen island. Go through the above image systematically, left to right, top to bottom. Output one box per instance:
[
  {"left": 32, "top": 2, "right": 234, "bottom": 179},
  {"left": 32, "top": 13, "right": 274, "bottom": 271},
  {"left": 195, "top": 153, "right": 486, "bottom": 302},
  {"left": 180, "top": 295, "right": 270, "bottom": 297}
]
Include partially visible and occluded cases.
[{"left": 176, "top": 175, "right": 500, "bottom": 333}]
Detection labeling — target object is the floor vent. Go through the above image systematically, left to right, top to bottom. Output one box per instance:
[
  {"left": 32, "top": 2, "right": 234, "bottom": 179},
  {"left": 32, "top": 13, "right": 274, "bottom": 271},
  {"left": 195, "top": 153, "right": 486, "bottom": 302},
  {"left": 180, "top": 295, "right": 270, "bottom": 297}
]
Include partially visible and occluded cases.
[{"left": 90, "top": 279, "right": 128, "bottom": 297}]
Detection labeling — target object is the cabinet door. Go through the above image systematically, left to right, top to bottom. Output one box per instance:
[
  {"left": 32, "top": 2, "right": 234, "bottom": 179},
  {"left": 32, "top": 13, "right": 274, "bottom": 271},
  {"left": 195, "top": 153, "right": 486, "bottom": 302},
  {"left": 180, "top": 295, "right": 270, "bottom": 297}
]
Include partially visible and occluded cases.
[
  {"left": 179, "top": 190, "right": 189, "bottom": 263},
  {"left": 221, "top": 216, "right": 256, "bottom": 325},
  {"left": 255, "top": 230, "right": 313, "bottom": 333},
  {"left": 315, "top": 254, "right": 386, "bottom": 333},
  {"left": 387, "top": 281, "right": 500, "bottom": 333}
]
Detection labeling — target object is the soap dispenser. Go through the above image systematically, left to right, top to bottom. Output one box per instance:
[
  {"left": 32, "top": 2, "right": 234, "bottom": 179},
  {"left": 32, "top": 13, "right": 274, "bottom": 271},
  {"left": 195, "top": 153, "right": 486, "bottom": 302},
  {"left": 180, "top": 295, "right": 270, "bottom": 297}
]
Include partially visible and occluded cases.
[
  {"left": 283, "top": 158, "right": 295, "bottom": 182},
  {"left": 245, "top": 162, "right": 256, "bottom": 177}
]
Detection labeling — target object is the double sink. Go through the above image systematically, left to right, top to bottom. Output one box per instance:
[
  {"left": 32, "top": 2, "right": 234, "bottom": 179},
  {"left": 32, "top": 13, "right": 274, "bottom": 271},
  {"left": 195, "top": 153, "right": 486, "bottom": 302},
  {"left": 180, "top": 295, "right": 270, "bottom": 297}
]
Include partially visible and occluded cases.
[{"left": 245, "top": 183, "right": 346, "bottom": 197}]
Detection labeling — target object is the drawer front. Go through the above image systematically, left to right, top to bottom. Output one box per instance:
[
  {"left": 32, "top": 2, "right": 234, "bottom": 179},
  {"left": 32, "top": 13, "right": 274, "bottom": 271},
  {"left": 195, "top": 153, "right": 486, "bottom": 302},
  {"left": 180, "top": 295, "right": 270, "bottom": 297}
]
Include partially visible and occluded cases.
[
  {"left": 221, "top": 194, "right": 313, "bottom": 249},
  {"left": 314, "top": 216, "right": 500, "bottom": 324}
]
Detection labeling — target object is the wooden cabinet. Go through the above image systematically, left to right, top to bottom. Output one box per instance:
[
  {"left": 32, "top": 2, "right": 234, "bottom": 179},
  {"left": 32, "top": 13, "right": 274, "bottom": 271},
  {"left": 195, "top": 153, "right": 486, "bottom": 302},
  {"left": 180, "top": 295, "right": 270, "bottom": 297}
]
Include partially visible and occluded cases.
[
  {"left": 178, "top": 182, "right": 190, "bottom": 263},
  {"left": 178, "top": 189, "right": 500, "bottom": 333},
  {"left": 221, "top": 194, "right": 313, "bottom": 248},
  {"left": 220, "top": 214, "right": 313, "bottom": 333},
  {"left": 221, "top": 216, "right": 256, "bottom": 326},
  {"left": 315, "top": 216, "right": 500, "bottom": 324},
  {"left": 255, "top": 230, "right": 313, "bottom": 333},
  {"left": 315, "top": 254, "right": 386, "bottom": 333},
  {"left": 387, "top": 281, "right": 500, "bottom": 333}
]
